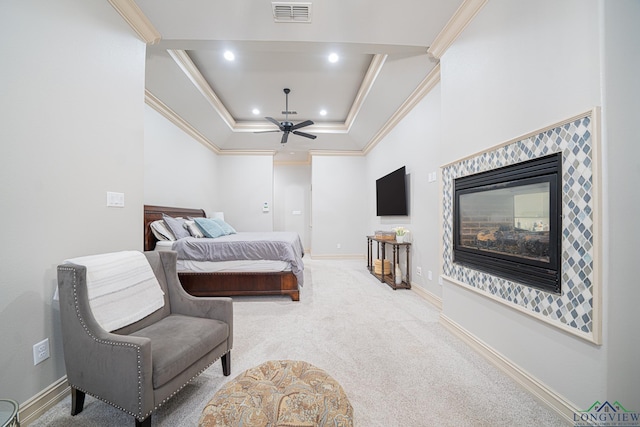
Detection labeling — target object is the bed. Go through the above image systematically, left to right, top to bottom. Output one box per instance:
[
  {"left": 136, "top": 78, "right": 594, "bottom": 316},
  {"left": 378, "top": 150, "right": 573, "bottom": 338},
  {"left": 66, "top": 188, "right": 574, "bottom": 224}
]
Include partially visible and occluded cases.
[{"left": 143, "top": 205, "right": 303, "bottom": 301}]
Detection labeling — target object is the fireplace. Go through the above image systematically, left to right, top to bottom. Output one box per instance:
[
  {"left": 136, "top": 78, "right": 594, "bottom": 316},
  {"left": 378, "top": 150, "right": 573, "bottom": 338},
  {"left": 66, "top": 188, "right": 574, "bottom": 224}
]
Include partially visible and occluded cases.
[{"left": 453, "top": 153, "right": 562, "bottom": 293}]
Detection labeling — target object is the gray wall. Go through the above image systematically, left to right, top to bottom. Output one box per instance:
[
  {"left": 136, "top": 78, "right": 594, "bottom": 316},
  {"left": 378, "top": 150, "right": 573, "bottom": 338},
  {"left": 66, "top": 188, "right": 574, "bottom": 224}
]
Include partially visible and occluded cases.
[
  {"left": 0, "top": 0, "right": 146, "bottom": 403},
  {"left": 364, "top": 0, "right": 638, "bottom": 411},
  {"left": 439, "top": 0, "right": 604, "bottom": 407},
  {"left": 602, "top": 0, "right": 640, "bottom": 404},
  {"left": 366, "top": 83, "right": 443, "bottom": 296},
  {"left": 144, "top": 106, "right": 219, "bottom": 215},
  {"left": 144, "top": 111, "right": 276, "bottom": 231},
  {"left": 216, "top": 155, "right": 274, "bottom": 231},
  {"left": 311, "top": 155, "right": 367, "bottom": 256}
]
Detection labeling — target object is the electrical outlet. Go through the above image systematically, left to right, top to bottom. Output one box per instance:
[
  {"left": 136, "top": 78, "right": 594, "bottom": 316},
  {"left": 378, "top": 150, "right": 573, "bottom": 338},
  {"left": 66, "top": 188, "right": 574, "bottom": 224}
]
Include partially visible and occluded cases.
[
  {"left": 336, "top": 243, "right": 341, "bottom": 249},
  {"left": 416, "top": 267, "right": 422, "bottom": 276},
  {"left": 428, "top": 270, "right": 433, "bottom": 280},
  {"left": 438, "top": 276, "right": 443, "bottom": 286},
  {"left": 33, "top": 338, "right": 50, "bottom": 365}
]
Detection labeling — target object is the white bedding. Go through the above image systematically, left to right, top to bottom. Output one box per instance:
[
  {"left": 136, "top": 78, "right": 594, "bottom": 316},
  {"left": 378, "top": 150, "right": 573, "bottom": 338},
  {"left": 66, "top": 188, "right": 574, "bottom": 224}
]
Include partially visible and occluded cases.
[
  {"left": 154, "top": 240, "right": 292, "bottom": 274},
  {"left": 177, "top": 259, "right": 290, "bottom": 273}
]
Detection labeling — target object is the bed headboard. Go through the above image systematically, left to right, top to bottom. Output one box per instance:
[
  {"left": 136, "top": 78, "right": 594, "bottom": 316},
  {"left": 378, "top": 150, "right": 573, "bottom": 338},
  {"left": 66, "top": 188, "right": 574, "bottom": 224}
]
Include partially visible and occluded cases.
[{"left": 143, "top": 205, "right": 206, "bottom": 251}]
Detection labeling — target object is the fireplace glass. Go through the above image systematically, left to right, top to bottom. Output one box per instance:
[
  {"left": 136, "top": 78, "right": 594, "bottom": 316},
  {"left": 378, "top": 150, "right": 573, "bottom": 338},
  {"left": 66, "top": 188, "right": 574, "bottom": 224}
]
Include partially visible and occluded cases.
[
  {"left": 454, "top": 153, "right": 562, "bottom": 293},
  {"left": 458, "top": 181, "right": 550, "bottom": 262}
]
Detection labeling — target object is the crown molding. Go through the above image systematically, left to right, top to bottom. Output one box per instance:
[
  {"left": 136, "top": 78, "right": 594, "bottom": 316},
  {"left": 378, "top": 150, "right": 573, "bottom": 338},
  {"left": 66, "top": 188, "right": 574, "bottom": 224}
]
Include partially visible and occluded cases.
[
  {"left": 108, "top": 0, "right": 161, "bottom": 44},
  {"left": 427, "top": 0, "right": 487, "bottom": 59},
  {"left": 167, "top": 49, "right": 237, "bottom": 130},
  {"left": 168, "top": 50, "right": 385, "bottom": 134},
  {"left": 343, "top": 54, "right": 387, "bottom": 132},
  {"left": 150, "top": 55, "right": 439, "bottom": 158},
  {"left": 362, "top": 63, "right": 440, "bottom": 155},
  {"left": 145, "top": 89, "right": 221, "bottom": 153},
  {"left": 146, "top": 90, "right": 306, "bottom": 158},
  {"left": 232, "top": 121, "right": 348, "bottom": 134},
  {"left": 218, "top": 150, "right": 276, "bottom": 156},
  {"left": 308, "top": 150, "right": 364, "bottom": 157}
]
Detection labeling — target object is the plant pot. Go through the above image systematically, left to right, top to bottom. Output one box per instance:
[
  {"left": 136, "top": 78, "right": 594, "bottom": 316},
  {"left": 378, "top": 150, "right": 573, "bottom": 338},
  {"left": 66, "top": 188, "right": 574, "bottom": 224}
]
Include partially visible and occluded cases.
[{"left": 396, "top": 235, "right": 404, "bottom": 243}]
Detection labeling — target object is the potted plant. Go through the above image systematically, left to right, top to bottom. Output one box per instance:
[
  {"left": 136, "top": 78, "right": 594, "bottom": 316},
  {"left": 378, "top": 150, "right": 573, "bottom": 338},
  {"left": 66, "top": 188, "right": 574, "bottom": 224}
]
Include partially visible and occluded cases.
[{"left": 393, "top": 227, "right": 409, "bottom": 243}]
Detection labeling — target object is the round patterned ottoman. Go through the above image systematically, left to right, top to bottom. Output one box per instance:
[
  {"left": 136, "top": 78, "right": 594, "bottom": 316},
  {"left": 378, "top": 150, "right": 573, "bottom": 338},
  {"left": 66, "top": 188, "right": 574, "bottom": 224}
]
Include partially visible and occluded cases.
[{"left": 198, "top": 360, "right": 353, "bottom": 427}]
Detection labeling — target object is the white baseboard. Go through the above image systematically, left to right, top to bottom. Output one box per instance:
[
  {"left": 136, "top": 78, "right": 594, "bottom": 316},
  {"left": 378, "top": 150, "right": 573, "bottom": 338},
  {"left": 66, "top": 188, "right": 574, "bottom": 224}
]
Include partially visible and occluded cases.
[
  {"left": 411, "top": 283, "right": 443, "bottom": 310},
  {"left": 440, "top": 314, "right": 577, "bottom": 425},
  {"left": 19, "top": 376, "right": 69, "bottom": 426}
]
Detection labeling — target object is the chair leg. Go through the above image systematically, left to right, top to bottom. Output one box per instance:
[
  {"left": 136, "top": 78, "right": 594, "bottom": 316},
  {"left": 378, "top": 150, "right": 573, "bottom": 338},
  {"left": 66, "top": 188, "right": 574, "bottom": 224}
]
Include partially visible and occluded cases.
[
  {"left": 222, "top": 352, "right": 231, "bottom": 376},
  {"left": 70, "top": 387, "right": 85, "bottom": 416},
  {"left": 135, "top": 415, "right": 151, "bottom": 427}
]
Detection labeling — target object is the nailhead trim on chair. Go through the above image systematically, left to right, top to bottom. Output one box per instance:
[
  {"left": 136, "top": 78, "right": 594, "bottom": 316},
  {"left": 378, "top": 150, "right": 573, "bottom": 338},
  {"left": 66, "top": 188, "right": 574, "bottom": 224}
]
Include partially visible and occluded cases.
[{"left": 59, "top": 265, "right": 232, "bottom": 422}]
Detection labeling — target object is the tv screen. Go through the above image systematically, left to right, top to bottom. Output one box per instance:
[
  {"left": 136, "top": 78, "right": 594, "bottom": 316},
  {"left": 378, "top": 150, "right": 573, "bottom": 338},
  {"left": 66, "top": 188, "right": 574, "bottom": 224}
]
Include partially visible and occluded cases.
[{"left": 376, "top": 166, "right": 408, "bottom": 216}]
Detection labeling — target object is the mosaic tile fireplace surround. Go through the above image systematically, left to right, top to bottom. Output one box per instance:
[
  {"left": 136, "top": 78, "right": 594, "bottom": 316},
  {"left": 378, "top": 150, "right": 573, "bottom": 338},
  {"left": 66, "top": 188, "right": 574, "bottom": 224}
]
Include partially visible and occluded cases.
[{"left": 442, "top": 110, "right": 600, "bottom": 343}]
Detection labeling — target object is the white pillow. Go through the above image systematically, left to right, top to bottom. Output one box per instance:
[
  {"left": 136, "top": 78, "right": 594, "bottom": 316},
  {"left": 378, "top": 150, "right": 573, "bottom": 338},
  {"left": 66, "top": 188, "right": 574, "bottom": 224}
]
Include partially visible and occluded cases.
[
  {"left": 150, "top": 219, "right": 176, "bottom": 241},
  {"left": 184, "top": 219, "right": 205, "bottom": 238}
]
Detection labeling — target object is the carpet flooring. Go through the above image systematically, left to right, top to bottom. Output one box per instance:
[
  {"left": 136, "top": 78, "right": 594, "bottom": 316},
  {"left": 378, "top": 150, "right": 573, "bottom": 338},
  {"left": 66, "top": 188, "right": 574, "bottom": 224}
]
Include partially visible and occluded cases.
[{"left": 31, "top": 258, "right": 567, "bottom": 426}]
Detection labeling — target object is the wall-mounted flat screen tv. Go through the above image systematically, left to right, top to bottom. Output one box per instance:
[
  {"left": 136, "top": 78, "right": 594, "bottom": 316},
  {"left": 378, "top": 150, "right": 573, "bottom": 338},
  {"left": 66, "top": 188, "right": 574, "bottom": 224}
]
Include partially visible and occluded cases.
[{"left": 376, "top": 166, "right": 408, "bottom": 216}]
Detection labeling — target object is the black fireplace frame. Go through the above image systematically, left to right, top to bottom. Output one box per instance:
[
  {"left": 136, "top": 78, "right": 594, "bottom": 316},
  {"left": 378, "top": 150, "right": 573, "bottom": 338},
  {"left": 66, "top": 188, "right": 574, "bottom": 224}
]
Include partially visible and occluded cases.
[{"left": 453, "top": 153, "right": 563, "bottom": 294}]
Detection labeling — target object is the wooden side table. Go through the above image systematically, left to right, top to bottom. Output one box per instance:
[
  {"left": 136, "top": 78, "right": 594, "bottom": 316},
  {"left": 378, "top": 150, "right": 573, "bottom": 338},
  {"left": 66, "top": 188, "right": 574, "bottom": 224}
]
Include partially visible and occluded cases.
[
  {"left": 367, "top": 236, "right": 411, "bottom": 290},
  {"left": 0, "top": 399, "right": 19, "bottom": 427}
]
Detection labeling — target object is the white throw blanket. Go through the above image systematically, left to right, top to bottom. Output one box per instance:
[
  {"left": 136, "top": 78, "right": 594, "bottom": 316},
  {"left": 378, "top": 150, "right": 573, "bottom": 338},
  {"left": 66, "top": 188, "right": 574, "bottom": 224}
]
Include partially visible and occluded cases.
[{"left": 64, "top": 251, "right": 165, "bottom": 332}]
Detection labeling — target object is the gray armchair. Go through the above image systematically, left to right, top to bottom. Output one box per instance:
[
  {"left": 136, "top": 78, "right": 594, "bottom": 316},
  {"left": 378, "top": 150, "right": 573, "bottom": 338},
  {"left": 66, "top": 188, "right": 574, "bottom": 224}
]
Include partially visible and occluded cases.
[{"left": 57, "top": 251, "right": 232, "bottom": 427}]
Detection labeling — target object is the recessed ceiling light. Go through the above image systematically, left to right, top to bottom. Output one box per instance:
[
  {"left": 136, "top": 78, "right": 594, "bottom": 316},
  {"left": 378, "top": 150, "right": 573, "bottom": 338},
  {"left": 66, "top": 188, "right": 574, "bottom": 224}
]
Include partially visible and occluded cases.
[
  {"left": 224, "top": 51, "right": 235, "bottom": 61},
  {"left": 328, "top": 53, "right": 339, "bottom": 63},
  {"left": 252, "top": 108, "right": 260, "bottom": 115},
  {"left": 319, "top": 109, "right": 327, "bottom": 116}
]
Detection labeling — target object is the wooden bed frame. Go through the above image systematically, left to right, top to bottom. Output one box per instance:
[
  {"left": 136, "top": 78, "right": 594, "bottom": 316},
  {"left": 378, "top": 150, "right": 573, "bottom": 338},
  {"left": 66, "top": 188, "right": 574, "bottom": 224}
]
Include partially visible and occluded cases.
[{"left": 143, "top": 205, "right": 300, "bottom": 301}]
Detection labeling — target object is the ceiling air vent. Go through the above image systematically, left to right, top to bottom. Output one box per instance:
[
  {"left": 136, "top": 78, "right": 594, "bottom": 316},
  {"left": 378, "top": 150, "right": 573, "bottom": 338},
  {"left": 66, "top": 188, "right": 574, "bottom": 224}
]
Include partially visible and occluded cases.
[{"left": 272, "top": 2, "right": 312, "bottom": 23}]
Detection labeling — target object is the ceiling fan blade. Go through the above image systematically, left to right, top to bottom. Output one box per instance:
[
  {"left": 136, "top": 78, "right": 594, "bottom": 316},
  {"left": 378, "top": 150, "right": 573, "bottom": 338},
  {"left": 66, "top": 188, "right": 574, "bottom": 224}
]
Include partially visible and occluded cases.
[
  {"left": 265, "top": 116, "right": 284, "bottom": 130},
  {"left": 291, "top": 120, "right": 314, "bottom": 130},
  {"left": 254, "top": 130, "right": 281, "bottom": 134},
  {"left": 293, "top": 131, "right": 317, "bottom": 140},
  {"left": 281, "top": 132, "right": 289, "bottom": 144}
]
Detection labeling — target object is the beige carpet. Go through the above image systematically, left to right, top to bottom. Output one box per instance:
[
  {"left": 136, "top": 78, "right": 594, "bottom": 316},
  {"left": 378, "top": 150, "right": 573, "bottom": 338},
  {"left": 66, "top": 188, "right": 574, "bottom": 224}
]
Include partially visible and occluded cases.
[{"left": 31, "top": 258, "right": 567, "bottom": 426}]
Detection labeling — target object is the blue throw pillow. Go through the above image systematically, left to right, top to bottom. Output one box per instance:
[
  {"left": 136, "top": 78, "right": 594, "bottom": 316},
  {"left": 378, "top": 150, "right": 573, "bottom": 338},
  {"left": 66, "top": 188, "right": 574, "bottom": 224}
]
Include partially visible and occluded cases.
[
  {"left": 194, "top": 217, "right": 226, "bottom": 238},
  {"left": 212, "top": 218, "right": 236, "bottom": 235}
]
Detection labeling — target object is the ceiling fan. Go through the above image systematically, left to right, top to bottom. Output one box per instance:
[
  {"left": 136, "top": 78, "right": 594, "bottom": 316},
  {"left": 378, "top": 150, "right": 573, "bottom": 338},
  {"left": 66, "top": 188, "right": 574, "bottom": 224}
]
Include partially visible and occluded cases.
[{"left": 259, "top": 88, "right": 317, "bottom": 144}]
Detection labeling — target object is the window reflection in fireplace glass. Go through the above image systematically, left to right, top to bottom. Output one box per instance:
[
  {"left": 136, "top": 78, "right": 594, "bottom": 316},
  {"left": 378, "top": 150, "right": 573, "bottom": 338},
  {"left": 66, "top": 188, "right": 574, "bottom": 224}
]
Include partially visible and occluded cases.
[{"left": 459, "top": 182, "right": 550, "bottom": 263}]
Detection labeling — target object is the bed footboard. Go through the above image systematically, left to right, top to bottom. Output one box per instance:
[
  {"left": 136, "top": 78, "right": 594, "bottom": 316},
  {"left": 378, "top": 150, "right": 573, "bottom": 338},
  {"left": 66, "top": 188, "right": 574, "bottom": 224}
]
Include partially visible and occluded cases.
[{"left": 178, "top": 271, "right": 300, "bottom": 301}]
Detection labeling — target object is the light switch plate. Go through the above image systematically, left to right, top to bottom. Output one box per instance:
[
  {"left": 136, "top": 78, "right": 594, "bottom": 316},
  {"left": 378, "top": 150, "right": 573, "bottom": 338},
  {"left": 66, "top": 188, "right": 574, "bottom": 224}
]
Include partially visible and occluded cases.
[{"left": 106, "top": 192, "right": 124, "bottom": 207}]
